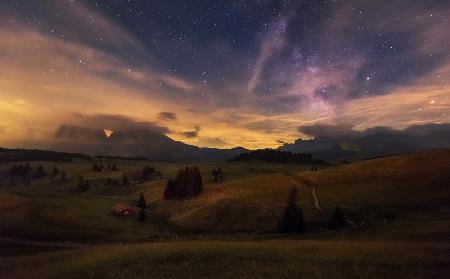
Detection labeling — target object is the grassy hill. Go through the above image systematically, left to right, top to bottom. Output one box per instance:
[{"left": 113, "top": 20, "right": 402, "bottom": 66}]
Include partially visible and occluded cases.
[
  {"left": 0, "top": 149, "right": 449, "bottom": 278},
  {"left": 0, "top": 149, "right": 449, "bottom": 241}
]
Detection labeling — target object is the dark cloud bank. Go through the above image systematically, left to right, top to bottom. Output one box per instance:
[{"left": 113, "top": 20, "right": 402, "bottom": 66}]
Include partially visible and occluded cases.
[
  {"left": 52, "top": 114, "right": 244, "bottom": 162},
  {"left": 279, "top": 123, "right": 450, "bottom": 161}
]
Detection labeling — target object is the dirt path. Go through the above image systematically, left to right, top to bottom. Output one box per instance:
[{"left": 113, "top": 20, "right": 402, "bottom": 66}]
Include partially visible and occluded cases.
[
  {"left": 288, "top": 173, "right": 323, "bottom": 213},
  {"left": 311, "top": 186, "right": 323, "bottom": 213},
  {"left": 0, "top": 236, "right": 87, "bottom": 248}
]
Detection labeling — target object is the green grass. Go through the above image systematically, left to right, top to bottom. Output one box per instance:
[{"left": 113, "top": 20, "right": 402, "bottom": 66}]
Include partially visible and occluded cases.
[{"left": 1, "top": 240, "right": 449, "bottom": 279}]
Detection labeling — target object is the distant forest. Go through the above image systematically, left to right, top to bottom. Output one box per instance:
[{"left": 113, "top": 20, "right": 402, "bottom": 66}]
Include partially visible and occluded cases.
[
  {"left": 0, "top": 148, "right": 91, "bottom": 162},
  {"left": 228, "top": 149, "right": 324, "bottom": 164}
]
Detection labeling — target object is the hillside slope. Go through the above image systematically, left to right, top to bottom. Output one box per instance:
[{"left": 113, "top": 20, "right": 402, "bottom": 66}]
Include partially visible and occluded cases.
[{"left": 0, "top": 149, "right": 449, "bottom": 242}]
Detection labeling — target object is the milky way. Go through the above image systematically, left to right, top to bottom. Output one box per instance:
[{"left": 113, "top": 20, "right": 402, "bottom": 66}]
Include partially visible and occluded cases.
[{"left": 0, "top": 0, "right": 449, "bottom": 149}]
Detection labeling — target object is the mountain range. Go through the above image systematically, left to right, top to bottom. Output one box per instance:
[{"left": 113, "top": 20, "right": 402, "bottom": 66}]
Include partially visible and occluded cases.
[{"left": 50, "top": 123, "right": 450, "bottom": 162}]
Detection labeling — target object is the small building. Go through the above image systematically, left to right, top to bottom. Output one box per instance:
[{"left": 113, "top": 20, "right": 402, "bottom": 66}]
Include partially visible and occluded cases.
[{"left": 112, "top": 203, "right": 134, "bottom": 216}]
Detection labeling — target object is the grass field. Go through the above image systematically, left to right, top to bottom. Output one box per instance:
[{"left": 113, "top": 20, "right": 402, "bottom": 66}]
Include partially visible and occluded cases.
[
  {"left": 0, "top": 149, "right": 449, "bottom": 278},
  {"left": 1, "top": 240, "right": 449, "bottom": 278}
]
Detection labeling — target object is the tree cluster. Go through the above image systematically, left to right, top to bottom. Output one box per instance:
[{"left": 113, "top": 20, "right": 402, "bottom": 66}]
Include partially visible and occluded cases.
[
  {"left": 0, "top": 148, "right": 90, "bottom": 162},
  {"left": 229, "top": 149, "right": 324, "bottom": 165},
  {"left": 9, "top": 163, "right": 31, "bottom": 177},
  {"left": 92, "top": 164, "right": 104, "bottom": 172},
  {"left": 32, "top": 165, "right": 47, "bottom": 179},
  {"left": 141, "top": 165, "right": 161, "bottom": 182},
  {"left": 164, "top": 167, "right": 203, "bottom": 199},
  {"left": 212, "top": 168, "right": 224, "bottom": 182},
  {"left": 58, "top": 171, "right": 67, "bottom": 186},
  {"left": 76, "top": 176, "right": 91, "bottom": 192},
  {"left": 105, "top": 177, "right": 120, "bottom": 186},
  {"left": 278, "top": 188, "right": 349, "bottom": 233}
]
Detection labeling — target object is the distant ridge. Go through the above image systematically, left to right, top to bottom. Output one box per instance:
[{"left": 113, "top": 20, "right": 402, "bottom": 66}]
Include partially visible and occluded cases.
[
  {"left": 52, "top": 125, "right": 248, "bottom": 162},
  {"left": 0, "top": 148, "right": 90, "bottom": 162},
  {"left": 228, "top": 149, "right": 324, "bottom": 164}
]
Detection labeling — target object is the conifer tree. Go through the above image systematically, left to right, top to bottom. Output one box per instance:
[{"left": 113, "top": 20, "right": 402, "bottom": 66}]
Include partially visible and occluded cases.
[
  {"left": 51, "top": 167, "right": 59, "bottom": 178},
  {"left": 122, "top": 173, "right": 130, "bottom": 185},
  {"left": 279, "top": 187, "right": 305, "bottom": 233},
  {"left": 137, "top": 193, "right": 146, "bottom": 209},
  {"left": 329, "top": 206, "right": 346, "bottom": 229},
  {"left": 138, "top": 208, "right": 146, "bottom": 222}
]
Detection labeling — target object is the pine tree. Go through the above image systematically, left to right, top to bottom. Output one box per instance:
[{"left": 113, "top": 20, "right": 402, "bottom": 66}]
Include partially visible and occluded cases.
[
  {"left": 25, "top": 163, "right": 31, "bottom": 173},
  {"left": 33, "top": 165, "right": 47, "bottom": 179},
  {"left": 51, "top": 167, "right": 59, "bottom": 178},
  {"left": 217, "top": 168, "right": 223, "bottom": 180},
  {"left": 212, "top": 170, "right": 218, "bottom": 181},
  {"left": 58, "top": 171, "right": 66, "bottom": 186},
  {"left": 122, "top": 173, "right": 129, "bottom": 185},
  {"left": 77, "top": 176, "right": 84, "bottom": 192},
  {"left": 105, "top": 177, "right": 112, "bottom": 186},
  {"left": 164, "top": 179, "right": 176, "bottom": 199},
  {"left": 83, "top": 180, "right": 91, "bottom": 191},
  {"left": 279, "top": 187, "right": 305, "bottom": 233},
  {"left": 137, "top": 193, "right": 146, "bottom": 209},
  {"left": 329, "top": 206, "right": 346, "bottom": 230},
  {"left": 138, "top": 208, "right": 146, "bottom": 222}
]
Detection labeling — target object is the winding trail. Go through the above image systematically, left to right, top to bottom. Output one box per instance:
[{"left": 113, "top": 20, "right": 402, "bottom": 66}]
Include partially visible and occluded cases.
[
  {"left": 288, "top": 173, "right": 323, "bottom": 214},
  {"left": 311, "top": 186, "right": 323, "bottom": 213}
]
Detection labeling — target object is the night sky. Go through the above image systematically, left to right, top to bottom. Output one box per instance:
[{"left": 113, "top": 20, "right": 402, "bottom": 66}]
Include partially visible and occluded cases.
[{"left": 0, "top": 0, "right": 449, "bottom": 149}]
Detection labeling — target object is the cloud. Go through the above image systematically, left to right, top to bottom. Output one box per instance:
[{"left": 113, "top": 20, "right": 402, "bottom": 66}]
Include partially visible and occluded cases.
[
  {"left": 246, "top": 18, "right": 288, "bottom": 94},
  {"left": 159, "top": 112, "right": 177, "bottom": 121},
  {"left": 60, "top": 113, "right": 169, "bottom": 135},
  {"left": 298, "top": 122, "right": 450, "bottom": 143},
  {"left": 298, "top": 124, "right": 363, "bottom": 140},
  {"left": 182, "top": 131, "right": 198, "bottom": 138},
  {"left": 198, "top": 137, "right": 230, "bottom": 147}
]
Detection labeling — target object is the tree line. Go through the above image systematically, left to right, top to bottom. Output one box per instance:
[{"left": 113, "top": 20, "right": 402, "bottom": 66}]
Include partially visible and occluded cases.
[
  {"left": 0, "top": 148, "right": 90, "bottom": 162},
  {"left": 228, "top": 149, "right": 324, "bottom": 165}
]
